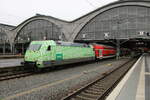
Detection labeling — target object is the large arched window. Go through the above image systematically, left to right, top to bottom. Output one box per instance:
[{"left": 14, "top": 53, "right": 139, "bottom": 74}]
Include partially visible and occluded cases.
[
  {"left": 75, "top": 6, "right": 150, "bottom": 40},
  {"left": 15, "top": 19, "right": 65, "bottom": 43},
  {"left": 0, "top": 26, "right": 12, "bottom": 53},
  {"left": 0, "top": 30, "right": 9, "bottom": 43}
]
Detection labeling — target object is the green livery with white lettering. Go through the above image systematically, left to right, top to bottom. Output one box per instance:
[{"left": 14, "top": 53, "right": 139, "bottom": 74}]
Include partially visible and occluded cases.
[{"left": 24, "top": 40, "right": 95, "bottom": 68}]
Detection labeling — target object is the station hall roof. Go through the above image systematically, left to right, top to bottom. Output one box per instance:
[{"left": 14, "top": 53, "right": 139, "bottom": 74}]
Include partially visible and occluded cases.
[{"left": 3, "top": 0, "right": 150, "bottom": 43}]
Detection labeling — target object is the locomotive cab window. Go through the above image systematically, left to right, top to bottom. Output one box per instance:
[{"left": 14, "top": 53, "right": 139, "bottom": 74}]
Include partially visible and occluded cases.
[
  {"left": 28, "top": 44, "right": 41, "bottom": 51},
  {"left": 47, "top": 45, "right": 51, "bottom": 51}
]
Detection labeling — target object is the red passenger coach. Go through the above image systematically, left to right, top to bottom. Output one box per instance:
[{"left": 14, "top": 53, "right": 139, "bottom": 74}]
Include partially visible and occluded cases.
[{"left": 92, "top": 44, "right": 116, "bottom": 59}]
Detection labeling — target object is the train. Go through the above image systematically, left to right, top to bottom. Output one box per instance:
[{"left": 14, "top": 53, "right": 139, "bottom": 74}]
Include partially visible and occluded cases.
[
  {"left": 23, "top": 40, "right": 116, "bottom": 69},
  {"left": 93, "top": 44, "right": 116, "bottom": 59}
]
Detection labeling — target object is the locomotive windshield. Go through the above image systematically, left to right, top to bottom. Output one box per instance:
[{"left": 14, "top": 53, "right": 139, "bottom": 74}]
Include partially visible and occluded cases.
[{"left": 28, "top": 44, "right": 42, "bottom": 51}]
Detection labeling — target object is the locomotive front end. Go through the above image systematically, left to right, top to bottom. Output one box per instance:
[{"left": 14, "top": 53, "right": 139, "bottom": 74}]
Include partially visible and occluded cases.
[
  {"left": 23, "top": 40, "right": 56, "bottom": 69},
  {"left": 24, "top": 42, "right": 44, "bottom": 68}
]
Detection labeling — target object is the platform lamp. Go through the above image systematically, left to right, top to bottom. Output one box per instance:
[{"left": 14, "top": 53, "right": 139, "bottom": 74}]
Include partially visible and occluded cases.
[
  {"left": 27, "top": 31, "right": 32, "bottom": 42},
  {"left": 104, "top": 32, "right": 110, "bottom": 39},
  {"left": 82, "top": 34, "right": 86, "bottom": 39},
  {"left": 27, "top": 37, "right": 30, "bottom": 42}
]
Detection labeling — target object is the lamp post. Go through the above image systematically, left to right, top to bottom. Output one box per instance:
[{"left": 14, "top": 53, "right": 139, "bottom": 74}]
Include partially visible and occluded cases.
[
  {"left": 113, "top": 17, "right": 127, "bottom": 59},
  {"left": 116, "top": 21, "right": 121, "bottom": 59}
]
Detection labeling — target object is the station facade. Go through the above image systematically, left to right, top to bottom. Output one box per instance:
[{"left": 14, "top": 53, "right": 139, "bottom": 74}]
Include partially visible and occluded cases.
[
  {"left": 1, "top": 0, "right": 150, "bottom": 54},
  {"left": 0, "top": 24, "right": 15, "bottom": 54}
]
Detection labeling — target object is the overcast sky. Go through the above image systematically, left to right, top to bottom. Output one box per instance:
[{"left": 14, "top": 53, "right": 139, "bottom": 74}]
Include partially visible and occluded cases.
[{"left": 0, "top": 0, "right": 117, "bottom": 26}]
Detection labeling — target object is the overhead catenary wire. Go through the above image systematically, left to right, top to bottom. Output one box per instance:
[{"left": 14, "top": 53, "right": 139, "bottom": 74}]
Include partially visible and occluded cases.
[{"left": 85, "top": 0, "right": 97, "bottom": 8}]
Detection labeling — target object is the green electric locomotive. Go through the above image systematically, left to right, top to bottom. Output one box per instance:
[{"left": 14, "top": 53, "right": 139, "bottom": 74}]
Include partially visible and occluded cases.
[{"left": 24, "top": 40, "right": 95, "bottom": 68}]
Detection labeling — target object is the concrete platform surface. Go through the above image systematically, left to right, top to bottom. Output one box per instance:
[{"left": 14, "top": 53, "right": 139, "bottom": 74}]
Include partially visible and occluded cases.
[
  {"left": 107, "top": 54, "right": 149, "bottom": 100},
  {"left": 0, "top": 58, "right": 23, "bottom": 68}
]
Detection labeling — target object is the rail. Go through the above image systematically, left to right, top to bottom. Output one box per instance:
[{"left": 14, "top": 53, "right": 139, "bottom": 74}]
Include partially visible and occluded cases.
[{"left": 62, "top": 58, "right": 138, "bottom": 100}]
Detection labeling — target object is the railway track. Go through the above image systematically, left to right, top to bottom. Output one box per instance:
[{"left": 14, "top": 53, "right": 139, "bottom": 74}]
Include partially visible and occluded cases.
[
  {"left": 62, "top": 58, "right": 138, "bottom": 100},
  {"left": 0, "top": 61, "right": 95, "bottom": 82},
  {"left": 0, "top": 65, "right": 38, "bottom": 81},
  {"left": 0, "top": 70, "right": 35, "bottom": 81}
]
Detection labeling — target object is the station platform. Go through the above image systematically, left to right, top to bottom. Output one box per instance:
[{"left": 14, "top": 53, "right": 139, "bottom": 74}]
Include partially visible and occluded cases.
[
  {"left": 106, "top": 54, "right": 149, "bottom": 100},
  {"left": 0, "top": 55, "right": 23, "bottom": 59},
  {"left": 0, "top": 58, "right": 23, "bottom": 68}
]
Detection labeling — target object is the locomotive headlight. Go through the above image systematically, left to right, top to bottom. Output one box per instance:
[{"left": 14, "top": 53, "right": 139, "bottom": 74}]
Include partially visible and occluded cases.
[
  {"left": 36, "top": 60, "right": 43, "bottom": 67},
  {"left": 37, "top": 60, "right": 42, "bottom": 64}
]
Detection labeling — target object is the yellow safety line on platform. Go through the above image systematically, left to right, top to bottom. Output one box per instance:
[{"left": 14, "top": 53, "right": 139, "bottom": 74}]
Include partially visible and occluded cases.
[{"left": 4, "top": 63, "right": 112, "bottom": 100}]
